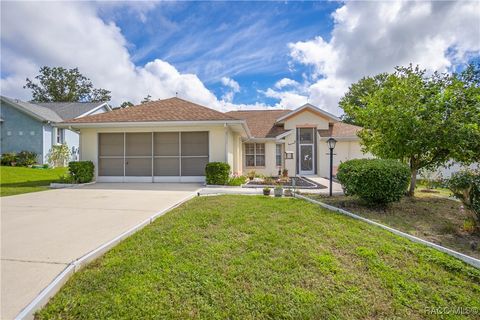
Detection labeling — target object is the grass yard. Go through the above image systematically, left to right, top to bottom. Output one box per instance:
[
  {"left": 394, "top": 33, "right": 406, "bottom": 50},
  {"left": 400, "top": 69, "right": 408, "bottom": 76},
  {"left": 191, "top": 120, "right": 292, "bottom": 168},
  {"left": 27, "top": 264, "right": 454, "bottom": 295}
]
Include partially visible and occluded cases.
[
  {"left": 0, "top": 166, "right": 67, "bottom": 196},
  {"left": 416, "top": 180, "right": 453, "bottom": 198},
  {"left": 309, "top": 193, "right": 480, "bottom": 259},
  {"left": 38, "top": 195, "right": 479, "bottom": 319}
]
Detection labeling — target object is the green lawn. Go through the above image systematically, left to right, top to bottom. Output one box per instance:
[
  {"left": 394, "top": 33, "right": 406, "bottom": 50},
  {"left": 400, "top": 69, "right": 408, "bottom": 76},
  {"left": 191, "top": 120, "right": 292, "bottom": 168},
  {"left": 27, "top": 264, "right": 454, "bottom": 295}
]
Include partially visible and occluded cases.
[
  {"left": 0, "top": 166, "right": 68, "bottom": 196},
  {"left": 309, "top": 193, "right": 480, "bottom": 259},
  {"left": 38, "top": 196, "right": 479, "bottom": 319}
]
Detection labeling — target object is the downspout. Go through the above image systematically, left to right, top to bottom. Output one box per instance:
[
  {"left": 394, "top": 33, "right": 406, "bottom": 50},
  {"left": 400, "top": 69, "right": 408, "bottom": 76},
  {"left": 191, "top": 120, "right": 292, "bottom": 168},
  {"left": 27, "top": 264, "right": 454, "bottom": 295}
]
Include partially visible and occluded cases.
[{"left": 224, "top": 122, "right": 228, "bottom": 163}]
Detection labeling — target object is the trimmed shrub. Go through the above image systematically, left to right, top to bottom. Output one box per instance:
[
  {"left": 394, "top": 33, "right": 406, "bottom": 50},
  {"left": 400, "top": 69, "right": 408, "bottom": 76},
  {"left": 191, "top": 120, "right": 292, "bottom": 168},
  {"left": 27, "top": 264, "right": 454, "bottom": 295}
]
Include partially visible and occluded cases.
[
  {"left": 16, "top": 151, "right": 37, "bottom": 166},
  {"left": 1, "top": 152, "right": 17, "bottom": 166},
  {"left": 337, "top": 159, "right": 410, "bottom": 205},
  {"left": 68, "top": 161, "right": 95, "bottom": 183},
  {"left": 205, "top": 162, "right": 230, "bottom": 185},
  {"left": 447, "top": 169, "right": 480, "bottom": 221},
  {"left": 227, "top": 175, "right": 247, "bottom": 186}
]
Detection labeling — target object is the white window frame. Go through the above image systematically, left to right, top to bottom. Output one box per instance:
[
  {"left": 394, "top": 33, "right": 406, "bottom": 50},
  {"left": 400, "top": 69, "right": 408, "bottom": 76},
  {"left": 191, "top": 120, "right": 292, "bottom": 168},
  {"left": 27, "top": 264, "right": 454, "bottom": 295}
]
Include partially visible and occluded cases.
[
  {"left": 56, "top": 128, "right": 65, "bottom": 144},
  {"left": 245, "top": 143, "right": 265, "bottom": 167},
  {"left": 275, "top": 143, "right": 283, "bottom": 167}
]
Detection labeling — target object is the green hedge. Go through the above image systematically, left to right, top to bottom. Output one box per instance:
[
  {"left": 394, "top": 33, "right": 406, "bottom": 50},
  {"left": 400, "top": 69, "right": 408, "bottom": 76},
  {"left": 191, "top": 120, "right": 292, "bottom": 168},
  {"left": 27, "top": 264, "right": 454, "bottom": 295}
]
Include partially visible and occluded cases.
[
  {"left": 1, "top": 151, "right": 37, "bottom": 166},
  {"left": 337, "top": 159, "right": 410, "bottom": 205},
  {"left": 68, "top": 161, "right": 95, "bottom": 183},
  {"left": 205, "top": 162, "right": 230, "bottom": 185},
  {"left": 447, "top": 169, "right": 480, "bottom": 219}
]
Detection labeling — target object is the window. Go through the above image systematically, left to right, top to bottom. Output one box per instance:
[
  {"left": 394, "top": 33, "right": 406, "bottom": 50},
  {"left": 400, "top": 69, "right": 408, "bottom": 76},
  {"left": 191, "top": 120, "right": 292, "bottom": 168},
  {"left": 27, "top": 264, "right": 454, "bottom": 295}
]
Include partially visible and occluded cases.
[
  {"left": 56, "top": 128, "right": 65, "bottom": 144},
  {"left": 299, "top": 128, "right": 314, "bottom": 143},
  {"left": 245, "top": 143, "right": 265, "bottom": 167},
  {"left": 276, "top": 144, "right": 282, "bottom": 167}
]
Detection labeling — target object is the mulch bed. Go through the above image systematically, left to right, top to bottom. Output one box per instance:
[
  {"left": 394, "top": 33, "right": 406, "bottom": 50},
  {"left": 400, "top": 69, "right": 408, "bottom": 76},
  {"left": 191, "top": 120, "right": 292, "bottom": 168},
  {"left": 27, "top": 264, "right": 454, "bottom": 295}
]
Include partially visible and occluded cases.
[{"left": 244, "top": 176, "right": 327, "bottom": 189}]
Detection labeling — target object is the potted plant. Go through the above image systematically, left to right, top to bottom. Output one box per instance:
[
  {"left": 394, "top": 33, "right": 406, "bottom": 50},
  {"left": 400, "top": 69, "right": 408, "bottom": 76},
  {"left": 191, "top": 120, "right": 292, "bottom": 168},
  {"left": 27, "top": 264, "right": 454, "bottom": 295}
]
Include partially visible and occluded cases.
[
  {"left": 282, "top": 169, "right": 288, "bottom": 178},
  {"left": 248, "top": 170, "right": 256, "bottom": 181},
  {"left": 274, "top": 185, "right": 283, "bottom": 197},
  {"left": 263, "top": 187, "right": 271, "bottom": 196},
  {"left": 284, "top": 187, "right": 293, "bottom": 197}
]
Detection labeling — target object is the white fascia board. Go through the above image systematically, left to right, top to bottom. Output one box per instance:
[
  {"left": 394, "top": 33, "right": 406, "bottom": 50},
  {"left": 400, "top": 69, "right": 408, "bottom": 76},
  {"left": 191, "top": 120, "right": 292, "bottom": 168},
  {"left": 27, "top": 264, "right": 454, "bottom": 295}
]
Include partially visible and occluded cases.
[
  {"left": 75, "top": 103, "right": 111, "bottom": 119},
  {"left": 276, "top": 104, "right": 340, "bottom": 122},
  {"left": 57, "top": 119, "right": 248, "bottom": 129},
  {"left": 275, "top": 130, "right": 292, "bottom": 139}
]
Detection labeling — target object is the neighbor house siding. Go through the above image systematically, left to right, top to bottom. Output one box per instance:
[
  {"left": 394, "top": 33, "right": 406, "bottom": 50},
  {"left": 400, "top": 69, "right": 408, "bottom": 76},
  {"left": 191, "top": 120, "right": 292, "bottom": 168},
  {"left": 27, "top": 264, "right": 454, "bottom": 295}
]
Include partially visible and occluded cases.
[
  {"left": 0, "top": 101, "right": 44, "bottom": 163},
  {"left": 42, "top": 125, "right": 53, "bottom": 164},
  {"left": 64, "top": 129, "right": 80, "bottom": 160}
]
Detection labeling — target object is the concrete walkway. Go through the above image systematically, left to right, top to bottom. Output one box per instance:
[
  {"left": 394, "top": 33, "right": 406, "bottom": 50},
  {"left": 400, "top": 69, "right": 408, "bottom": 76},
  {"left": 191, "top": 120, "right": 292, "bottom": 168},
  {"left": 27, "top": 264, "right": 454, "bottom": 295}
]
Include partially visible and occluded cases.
[
  {"left": 200, "top": 176, "right": 343, "bottom": 196},
  {"left": 1, "top": 183, "right": 200, "bottom": 320}
]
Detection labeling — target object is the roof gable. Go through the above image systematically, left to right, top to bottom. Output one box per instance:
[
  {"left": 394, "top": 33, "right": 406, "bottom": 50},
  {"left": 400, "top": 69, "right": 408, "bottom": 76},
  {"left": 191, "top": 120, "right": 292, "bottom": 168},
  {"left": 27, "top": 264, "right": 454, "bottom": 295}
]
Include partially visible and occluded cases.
[
  {"left": 64, "top": 97, "right": 236, "bottom": 123},
  {"left": 37, "top": 102, "right": 111, "bottom": 120},
  {"left": 276, "top": 104, "right": 340, "bottom": 122}
]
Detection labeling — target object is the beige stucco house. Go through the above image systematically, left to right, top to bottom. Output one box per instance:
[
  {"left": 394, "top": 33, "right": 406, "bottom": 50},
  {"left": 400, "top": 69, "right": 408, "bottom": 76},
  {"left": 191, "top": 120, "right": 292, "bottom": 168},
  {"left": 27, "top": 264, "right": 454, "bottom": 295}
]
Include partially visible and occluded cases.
[{"left": 62, "top": 97, "right": 367, "bottom": 182}]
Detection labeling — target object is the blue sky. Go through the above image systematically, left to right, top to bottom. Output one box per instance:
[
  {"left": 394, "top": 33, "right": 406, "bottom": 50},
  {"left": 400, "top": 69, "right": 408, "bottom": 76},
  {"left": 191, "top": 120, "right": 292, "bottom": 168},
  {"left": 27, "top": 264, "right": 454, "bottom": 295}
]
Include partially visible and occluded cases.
[
  {"left": 1, "top": 1, "right": 479, "bottom": 113},
  {"left": 97, "top": 1, "right": 340, "bottom": 105}
]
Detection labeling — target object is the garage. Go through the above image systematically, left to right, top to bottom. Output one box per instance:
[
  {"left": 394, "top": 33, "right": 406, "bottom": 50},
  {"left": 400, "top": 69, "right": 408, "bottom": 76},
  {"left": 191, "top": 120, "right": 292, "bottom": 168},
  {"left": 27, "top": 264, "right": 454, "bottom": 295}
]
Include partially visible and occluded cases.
[{"left": 98, "top": 131, "right": 209, "bottom": 182}]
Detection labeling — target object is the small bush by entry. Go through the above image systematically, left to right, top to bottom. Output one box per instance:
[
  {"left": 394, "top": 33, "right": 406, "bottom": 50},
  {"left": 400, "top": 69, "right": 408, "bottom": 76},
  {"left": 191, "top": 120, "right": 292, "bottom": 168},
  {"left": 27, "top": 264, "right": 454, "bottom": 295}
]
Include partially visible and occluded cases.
[
  {"left": 337, "top": 159, "right": 410, "bottom": 205},
  {"left": 68, "top": 161, "right": 94, "bottom": 183},
  {"left": 205, "top": 162, "right": 230, "bottom": 185}
]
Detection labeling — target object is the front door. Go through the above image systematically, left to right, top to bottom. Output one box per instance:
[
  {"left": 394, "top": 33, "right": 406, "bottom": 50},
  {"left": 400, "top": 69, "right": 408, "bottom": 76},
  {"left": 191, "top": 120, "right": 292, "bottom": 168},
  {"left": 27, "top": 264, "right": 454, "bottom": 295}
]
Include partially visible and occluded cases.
[
  {"left": 298, "top": 128, "right": 315, "bottom": 175},
  {"left": 299, "top": 145, "right": 314, "bottom": 175}
]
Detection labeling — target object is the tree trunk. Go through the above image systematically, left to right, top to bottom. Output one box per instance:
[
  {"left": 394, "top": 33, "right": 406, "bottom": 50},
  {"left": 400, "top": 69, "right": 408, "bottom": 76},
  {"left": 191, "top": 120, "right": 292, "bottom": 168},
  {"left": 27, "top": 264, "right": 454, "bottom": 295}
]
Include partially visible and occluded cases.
[{"left": 408, "top": 168, "right": 417, "bottom": 196}]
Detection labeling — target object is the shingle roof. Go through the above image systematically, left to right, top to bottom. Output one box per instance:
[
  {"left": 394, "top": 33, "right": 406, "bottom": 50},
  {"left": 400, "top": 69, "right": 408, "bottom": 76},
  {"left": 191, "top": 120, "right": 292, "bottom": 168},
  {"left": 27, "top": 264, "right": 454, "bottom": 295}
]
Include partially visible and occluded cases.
[
  {"left": 1, "top": 96, "right": 63, "bottom": 122},
  {"left": 65, "top": 97, "right": 236, "bottom": 123},
  {"left": 36, "top": 102, "right": 108, "bottom": 120},
  {"left": 226, "top": 110, "right": 291, "bottom": 138},
  {"left": 318, "top": 122, "right": 362, "bottom": 138}
]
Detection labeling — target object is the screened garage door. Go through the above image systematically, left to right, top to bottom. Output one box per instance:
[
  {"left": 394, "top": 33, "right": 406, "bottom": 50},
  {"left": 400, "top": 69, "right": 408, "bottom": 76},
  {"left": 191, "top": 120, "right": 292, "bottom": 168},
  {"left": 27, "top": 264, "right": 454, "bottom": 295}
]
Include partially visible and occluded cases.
[{"left": 98, "top": 132, "right": 209, "bottom": 182}]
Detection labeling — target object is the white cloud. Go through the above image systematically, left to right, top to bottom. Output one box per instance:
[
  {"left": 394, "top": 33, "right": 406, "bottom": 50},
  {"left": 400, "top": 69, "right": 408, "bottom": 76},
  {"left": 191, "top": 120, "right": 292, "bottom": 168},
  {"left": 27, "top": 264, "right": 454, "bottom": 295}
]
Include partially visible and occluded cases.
[
  {"left": 0, "top": 1, "right": 253, "bottom": 111},
  {"left": 268, "top": 1, "right": 480, "bottom": 115},
  {"left": 220, "top": 76, "right": 240, "bottom": 103},
  {"left": 221, "top": 77, "right": 240, "bottom": 92},
  {"left": 274, "top": 78, "right": 300, "bottom": 89}
]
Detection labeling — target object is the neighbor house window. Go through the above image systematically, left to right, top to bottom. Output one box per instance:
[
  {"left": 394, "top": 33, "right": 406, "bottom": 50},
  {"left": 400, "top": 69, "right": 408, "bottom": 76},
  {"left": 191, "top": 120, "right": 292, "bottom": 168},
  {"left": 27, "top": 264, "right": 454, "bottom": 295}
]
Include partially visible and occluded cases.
[
  {"left": 56, "top": 128, "right": 65, "bottom": 144},
  {"left": 245, "top": 143, "right": 265, "bottom": 167},
  {"left": 276, "top": 144, "right": 282, "bottom": 167}
]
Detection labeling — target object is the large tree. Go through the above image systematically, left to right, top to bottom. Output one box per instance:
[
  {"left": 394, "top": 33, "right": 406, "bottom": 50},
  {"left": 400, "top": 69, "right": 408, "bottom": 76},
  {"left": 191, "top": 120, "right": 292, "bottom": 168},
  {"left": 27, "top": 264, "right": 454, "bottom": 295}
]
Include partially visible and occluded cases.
[
  {"left": 342, "top": 64, "right": 480, "bottom": 195},
  {"left": 24, "top": 66, "right": 111, "bottom": 102},
  {"left": 339, "top": 73, "right": 387, "bottom": 125}
]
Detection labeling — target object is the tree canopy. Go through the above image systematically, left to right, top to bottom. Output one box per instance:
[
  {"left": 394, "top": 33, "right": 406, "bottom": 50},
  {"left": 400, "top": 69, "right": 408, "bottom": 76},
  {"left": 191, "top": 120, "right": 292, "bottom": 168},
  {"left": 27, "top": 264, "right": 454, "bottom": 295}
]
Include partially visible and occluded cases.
[
  {"left": 341, "top": 64, "right": 480, "bottom": 195},
  {"left": 24, "top": 66, "right": 111, "bottom": 103},
  {"left": 141, "top": 94, "right": 152, "bottom": 104},
  {"left": 119, "top": 101, "right": 134, "bottom": 109}
]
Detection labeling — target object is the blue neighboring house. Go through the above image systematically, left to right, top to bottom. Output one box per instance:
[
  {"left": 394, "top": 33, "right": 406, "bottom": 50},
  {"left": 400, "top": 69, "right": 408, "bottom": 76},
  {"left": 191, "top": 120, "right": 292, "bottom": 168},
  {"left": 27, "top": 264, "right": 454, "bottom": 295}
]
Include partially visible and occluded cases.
[{"left": 0, "top": 96, "right": 111, "bottom": 164}]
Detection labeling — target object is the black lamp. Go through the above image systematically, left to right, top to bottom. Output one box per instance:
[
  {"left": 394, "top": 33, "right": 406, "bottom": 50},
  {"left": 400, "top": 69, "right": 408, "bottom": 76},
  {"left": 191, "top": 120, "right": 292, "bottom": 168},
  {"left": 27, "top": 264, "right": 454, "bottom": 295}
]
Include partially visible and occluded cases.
[
  {"left": 326, "top": 137, "right": 337, "bottom": 196},
  {"left": 327, "top": 137, "right": 337, "bottom": 150}
]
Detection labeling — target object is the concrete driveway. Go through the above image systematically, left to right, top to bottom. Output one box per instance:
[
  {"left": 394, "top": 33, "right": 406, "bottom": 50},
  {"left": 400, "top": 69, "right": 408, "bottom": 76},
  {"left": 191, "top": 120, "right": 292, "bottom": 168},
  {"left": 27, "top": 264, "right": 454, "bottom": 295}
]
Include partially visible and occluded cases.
[{"left": 1, "top": 183, "right": 200, "bottom": 319}]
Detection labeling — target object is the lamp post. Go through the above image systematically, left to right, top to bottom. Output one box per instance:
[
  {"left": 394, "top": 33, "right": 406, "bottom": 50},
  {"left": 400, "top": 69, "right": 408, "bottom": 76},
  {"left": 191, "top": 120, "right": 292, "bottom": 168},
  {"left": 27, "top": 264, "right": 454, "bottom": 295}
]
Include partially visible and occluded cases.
[{"left": 326, "top": 137, "right": 337, "bottom": 196}]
